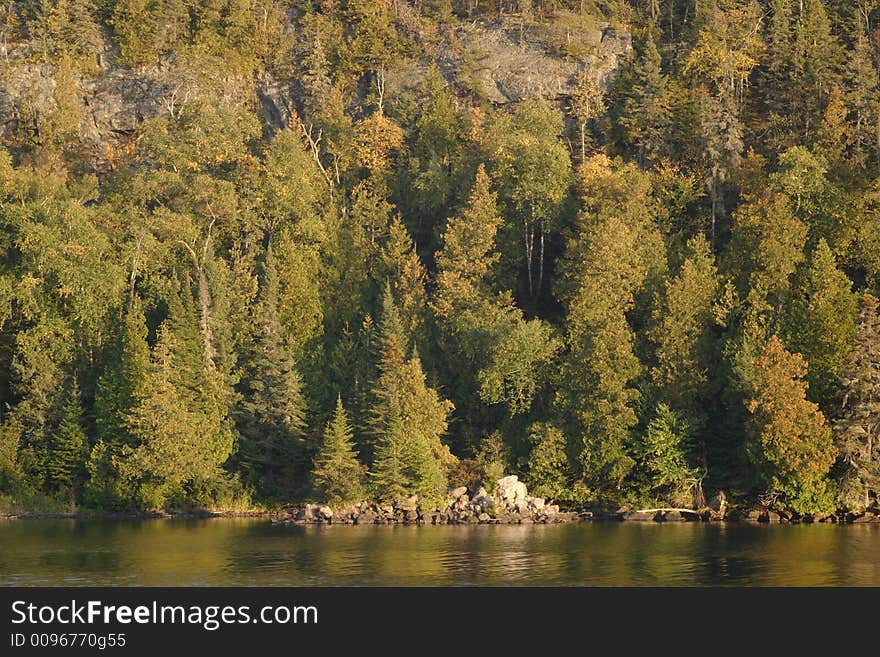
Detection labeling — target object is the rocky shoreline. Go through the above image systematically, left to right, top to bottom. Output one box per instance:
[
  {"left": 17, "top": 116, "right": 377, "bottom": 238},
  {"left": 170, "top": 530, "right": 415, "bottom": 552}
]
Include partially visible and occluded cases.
[
  {"left": 4, "top": 475, "right": 878, "bottom": 524},
  {"left": 271, "top": 476, "right": 880, "bottom": 527}
]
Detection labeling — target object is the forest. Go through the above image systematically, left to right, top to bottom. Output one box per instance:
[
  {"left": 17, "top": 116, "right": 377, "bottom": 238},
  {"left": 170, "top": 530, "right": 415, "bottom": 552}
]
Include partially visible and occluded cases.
[{"left": 0, "top": 0, "right": 879, "bottom": 517}]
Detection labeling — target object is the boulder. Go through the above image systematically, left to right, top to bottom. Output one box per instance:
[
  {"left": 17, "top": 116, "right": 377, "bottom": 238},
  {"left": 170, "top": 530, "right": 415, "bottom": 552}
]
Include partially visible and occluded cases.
[
  {"left": 496, "top": 475, "right": 529, "bottom": 503},
  {"left": 448, "top": 486, "right": 468, "bottom": 500},
  {"left": 708, "top": 491, "right": 727, "bottom": 517},
  {"left": 398, "top": 495, "right": 419, "bottom": 512},
  {"left": 529, "top": 497, "right": 545, "bottom": 511},
  {"left": 356, "top": 510, "right": 376, "bottom": 525},
  {"left": 664, "top": 510, "right": 683, "bottom": 522},
  {"left": 623, "top": 511, "right": 656, "bottom": 522},
  {"left": 478, "top": 512, "right": 491, "bottom": 523},
  {"left": 851, "top": 512, "right": 876, "bottom": 523}
]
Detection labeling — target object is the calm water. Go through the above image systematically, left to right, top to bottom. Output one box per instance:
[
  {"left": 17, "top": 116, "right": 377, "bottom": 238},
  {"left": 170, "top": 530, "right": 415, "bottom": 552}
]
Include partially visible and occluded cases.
[{"left": 1, "top": 519, "right": 879, "bottom": 586}]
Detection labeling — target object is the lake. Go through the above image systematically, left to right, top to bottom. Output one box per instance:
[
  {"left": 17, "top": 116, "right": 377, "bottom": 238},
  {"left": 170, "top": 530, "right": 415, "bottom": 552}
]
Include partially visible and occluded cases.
[{"left": 1, "top": 519, "right": 879, "bottom": 586}]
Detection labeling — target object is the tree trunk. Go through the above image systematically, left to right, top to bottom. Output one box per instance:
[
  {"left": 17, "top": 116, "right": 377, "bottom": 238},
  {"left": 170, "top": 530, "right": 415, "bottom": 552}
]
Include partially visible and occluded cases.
[
  {"left": 580, "top": 121, "right": 586, "bottom": 162},
  {"left": 523, "top": 218, "right": 534, "bottom": 299},
  {"left": 537, "top": 218, "right": 545, "bottom": 297}
]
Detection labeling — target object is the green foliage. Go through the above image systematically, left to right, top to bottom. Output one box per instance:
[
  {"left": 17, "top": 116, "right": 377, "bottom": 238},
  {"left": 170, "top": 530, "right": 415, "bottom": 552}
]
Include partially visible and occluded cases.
[
  {"left": 4, "top": 4, "right": 880, "bottom": 516},
  {"left": 489, "top": 99, "right": 572, "bottom": 302},
  {"left": 783, "top": 239, "right": 857, "bottom": 408},
  {"left": 235, "top": 246, "right": 308, "bottom": 498},
  {"left": 369, "top": 288, "right": 453, "bottom": 506},
  {"left": 833, "top": 294, "right": 880, "bottom": 511},
  {"left": 118, "top": 322, "right": 234, "bottom": 510},
  {"left": 746, "top": 335, "right": 836, "bottom": 515},
  {"left": 44, "top": 376, "right": 88, "bottom": 497},
  {"left": 312, "top": 396, "right": 366, "bottom": 504},
  {"left": 637, "top": 404, "right": 699, "bottom": 507},
  {"left": 524, "top": 423, "right": 571, "bottom": 503}
]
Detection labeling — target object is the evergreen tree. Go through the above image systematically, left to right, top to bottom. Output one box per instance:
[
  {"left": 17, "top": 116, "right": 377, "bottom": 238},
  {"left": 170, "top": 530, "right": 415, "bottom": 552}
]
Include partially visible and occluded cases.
[
  {"left": 617, "top": 30, "right": 670, "bottom": 167},
  {"left": 558, "top": 214, "right": 647, "bottom": 501},
  {"left": 649, "top": 233, "right": 720, "bottom": 484},
  {"left": 784, "top": 239, "right": 858, "bottom": 409},
  {"left": 236, "top": 246, "right": 308, "bottom": 497},
  {"left": 369, "top": 287, "right": 453, "bottom": 505},
  {"left": 833, "top": 294, "right": 880, "bottom": 511},
  {"left": 87, "top": 298, "right": 151, "bottom": 508},
  {"left": 120, "top": 322, "right": 234, "bottom": 510},
  {"left": 746, "top": 335, "right": 836, "bottom": 514},
  {"left": 45, "top": 376, "right": 88, "bottom": 498},
  {"left": 311, "top": 395, "right": 366, "bottom": 504},
  {"left": 638, "top": 403, "right": 699, "bottom": 507},
  {"left": 524, "top": 422, "right": 572, "bottom": 503}
]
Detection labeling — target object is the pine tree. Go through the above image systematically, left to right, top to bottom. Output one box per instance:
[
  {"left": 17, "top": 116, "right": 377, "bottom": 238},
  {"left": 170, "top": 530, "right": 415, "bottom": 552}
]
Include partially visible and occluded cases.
[
  {"left": 792, "top": 0, "right": 845, "bottom": 139},
  {"left": 846, "top": 19, "right": 880, "bottom": 166},
  {"left": 618, "top": 31, "right": 669, "bottom": 167},
  {"left": 569, "top": 72, "right": 605, "bottom": 162},
  {"left": 432, "top": 165, "right": 502, "bottom": 321},
  {"left": 433, "top": 166, "right": 560, "bottom": 424},
  {"left": 379, "top": 217, "right": 428, "bottom": 351},
  {"left": 784, "top": 239, "right": 858, "bottom": 409},
  {"left": 236, "top": 246, "right": 308, "bottom": 497},
  {"left": 369, "top": 288, "right": 453, "bottom": 505},
  {"left": 833, "top": 294, "right": 880, "bottom": 511},
  {"left": 94, "top": 297, "right": 150, "bottom": 448},
  {"left": 87, "top": 298, "right": 151, "bottom": 508},
  {"left": 746, "top": 335, "right": 836, "bottom": 514},
  {"left": 45, "top": 376, "right": 88, "bottom": 498},
  {"left": 311, "top": 395, "right": 366, "bottom": 504},
  {"left": 638, "top": 403, "right": 699, "bottom": 507},
  {"left": 370, "top": 410, "right": 409, "bottom": 503},
  {"left": 524, "top": 422, "right": 572, "bottom": 503}
]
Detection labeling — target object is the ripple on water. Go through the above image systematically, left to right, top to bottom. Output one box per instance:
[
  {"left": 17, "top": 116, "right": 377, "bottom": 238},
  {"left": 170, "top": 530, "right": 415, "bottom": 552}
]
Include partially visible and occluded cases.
[{"left": 1, "top": 520, "right": 879, "bottom": 586}]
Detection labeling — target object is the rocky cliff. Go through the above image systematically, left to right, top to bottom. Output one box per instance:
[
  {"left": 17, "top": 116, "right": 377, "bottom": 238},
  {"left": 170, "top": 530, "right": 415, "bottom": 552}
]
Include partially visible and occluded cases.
[{"left": 0, "top": 15, "right": 630, "bottom": 172}]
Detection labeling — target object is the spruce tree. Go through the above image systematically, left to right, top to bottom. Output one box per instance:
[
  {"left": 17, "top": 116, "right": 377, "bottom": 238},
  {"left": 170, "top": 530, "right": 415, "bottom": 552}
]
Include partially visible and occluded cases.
[
  {"left": 618, "top": 31, "right": 669, "bottom": 167},
  {"left": 558, "top": 214, "right": 647, "bottom": 500},
  {"left": 236, "top": 246, "right": 308, "bottom": 497},
  {"left": 369, "top": 287, "right": 453, "bottom": 505},
  {"left": 834, "top": 294, "right": 880, "bottom": 511},
  {"left": 87, "top": 297, "right": 151, "bottom": 508},
  {"left": 45, "top": 376, "right": 88, "bottom": 499},
  {"left": 311, "top": 396, "right": 366, "bottom": 504},
  {"left": 638, "top": 403, "right": 699, "bottom": 507}
]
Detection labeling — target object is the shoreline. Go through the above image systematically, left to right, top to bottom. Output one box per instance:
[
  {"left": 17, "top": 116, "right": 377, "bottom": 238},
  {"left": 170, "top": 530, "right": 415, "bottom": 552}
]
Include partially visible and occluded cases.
[
  {"left": 3, "top": 478, "right": 877, "bottom": 525},
  {"left": 2, "top": 509, "right": 879, "bottom": 524}
]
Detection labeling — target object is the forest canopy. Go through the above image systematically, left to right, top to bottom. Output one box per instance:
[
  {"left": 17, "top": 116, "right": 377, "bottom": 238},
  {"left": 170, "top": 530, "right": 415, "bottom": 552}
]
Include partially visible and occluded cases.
[{"left": 1, "top": 0, "right": 879, "bottom": 516}]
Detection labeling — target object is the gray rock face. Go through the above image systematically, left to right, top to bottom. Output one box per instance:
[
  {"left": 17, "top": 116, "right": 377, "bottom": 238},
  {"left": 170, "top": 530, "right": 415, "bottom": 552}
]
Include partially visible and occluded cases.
[
  {"left": 1, "top": 16, "right": 632, "bottom": 172},
  {"left": 442, "top": 18, "right": 631, "bottom": 105}
]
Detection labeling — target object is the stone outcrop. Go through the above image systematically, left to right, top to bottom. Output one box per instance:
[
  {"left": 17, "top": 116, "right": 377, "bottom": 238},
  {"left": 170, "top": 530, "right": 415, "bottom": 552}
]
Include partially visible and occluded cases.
[
  {"left": 0, "top": 15, "right": 632, "bottom": 172},
  {"left": 437, "top": 18, "right": 631, "bottom": 105},
  {"left": 274, "top": 475, "right": 578, "bottom": 526}
]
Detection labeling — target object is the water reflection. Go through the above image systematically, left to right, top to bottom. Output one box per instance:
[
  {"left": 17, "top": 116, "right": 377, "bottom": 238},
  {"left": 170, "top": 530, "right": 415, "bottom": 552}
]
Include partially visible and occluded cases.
[{"left": 0, "top": 519, "right": 878, "bottom": 586}]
